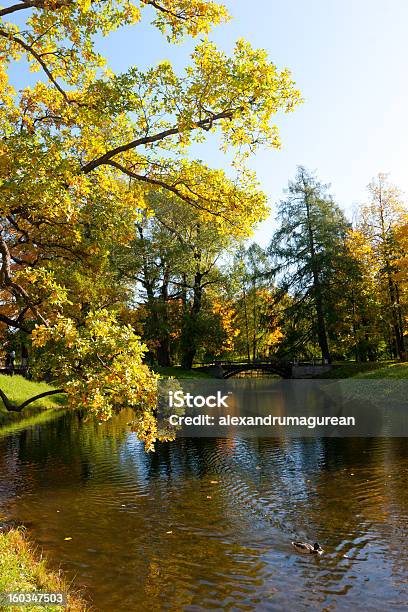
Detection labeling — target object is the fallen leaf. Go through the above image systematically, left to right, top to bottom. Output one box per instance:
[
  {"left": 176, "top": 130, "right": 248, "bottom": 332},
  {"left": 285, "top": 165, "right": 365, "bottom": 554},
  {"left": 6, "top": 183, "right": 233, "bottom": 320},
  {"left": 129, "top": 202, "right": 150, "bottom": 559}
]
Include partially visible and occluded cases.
[{"left": 64, "top": 537, "right": 72, "bottom": 541}]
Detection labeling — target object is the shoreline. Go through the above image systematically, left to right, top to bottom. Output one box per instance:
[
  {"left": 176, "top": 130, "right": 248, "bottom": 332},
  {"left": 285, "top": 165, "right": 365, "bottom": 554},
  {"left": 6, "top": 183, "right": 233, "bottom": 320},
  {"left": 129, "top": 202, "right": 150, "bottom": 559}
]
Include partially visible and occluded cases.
[{"left": 0, "top": 526, "right": 88, "bottom": 611}]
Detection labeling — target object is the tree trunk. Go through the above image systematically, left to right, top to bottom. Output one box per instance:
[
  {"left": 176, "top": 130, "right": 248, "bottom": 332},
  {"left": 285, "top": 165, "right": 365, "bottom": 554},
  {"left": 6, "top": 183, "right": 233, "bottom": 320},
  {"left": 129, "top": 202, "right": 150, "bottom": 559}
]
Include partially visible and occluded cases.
[
  {"left": 303, "top": 177, "right": 331, "bottom": 363},
  {"left": 378, "top": 196, "right": 405, "bottom": 360},
  {"left": 157, "top": 266, "right": 172, "bottom": 367},
  {"left": 181, "top": 270, "right": 203, "bottom": 370},
  {"left": 386, "top": 274, "right": 404, "bottom": 359},
  {"left": 252, "top": 279, "right": 257, "bottom": 361},
  {"left": 242, "top": 280, "right": 251, "bottom": 362},
  {"left": 395, "top": 282, "right": 405, "bottom": 356},
  {"left": 314, "top": 284, "right": 331, "bottom": 362},
  {"left": 351, "top": 293, "right": 360, "bottom": 362},
  {"left": 157, "top": 341, "right": 171, "bottom": 367},
  {"left": 181, "top": 348, "right": 196, "bottom": 371},
  {"left": 0, "top": 388, "right": 65, "bottom": 412}
]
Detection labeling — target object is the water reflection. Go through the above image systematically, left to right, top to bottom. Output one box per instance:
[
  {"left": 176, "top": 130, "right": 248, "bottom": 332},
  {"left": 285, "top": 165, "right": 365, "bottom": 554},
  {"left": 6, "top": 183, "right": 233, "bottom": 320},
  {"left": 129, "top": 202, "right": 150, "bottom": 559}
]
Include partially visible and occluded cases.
[{"left": 0, "top": 410, "right": 408, "bottom": 610}]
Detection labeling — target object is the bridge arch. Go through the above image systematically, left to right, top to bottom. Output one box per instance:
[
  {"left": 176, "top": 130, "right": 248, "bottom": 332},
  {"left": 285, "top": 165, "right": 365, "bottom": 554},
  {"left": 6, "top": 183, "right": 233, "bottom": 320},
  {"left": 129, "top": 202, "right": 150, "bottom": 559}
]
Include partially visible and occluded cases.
[
  {"left": 194, "top": 360, "right": 292, "bottom": 379},
  {"left": 222, "top": 363, "right": 291, "bottom": 379}
]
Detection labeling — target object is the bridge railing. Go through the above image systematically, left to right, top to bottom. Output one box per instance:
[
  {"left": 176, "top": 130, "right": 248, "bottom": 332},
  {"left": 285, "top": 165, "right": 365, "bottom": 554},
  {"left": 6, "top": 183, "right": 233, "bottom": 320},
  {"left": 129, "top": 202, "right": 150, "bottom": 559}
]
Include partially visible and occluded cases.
[
  {"left": 194, "top": 358, "right": 330, "bottom": 367},
  {"left": 194, "top": 359, "right": 281, "bottom": 366}
]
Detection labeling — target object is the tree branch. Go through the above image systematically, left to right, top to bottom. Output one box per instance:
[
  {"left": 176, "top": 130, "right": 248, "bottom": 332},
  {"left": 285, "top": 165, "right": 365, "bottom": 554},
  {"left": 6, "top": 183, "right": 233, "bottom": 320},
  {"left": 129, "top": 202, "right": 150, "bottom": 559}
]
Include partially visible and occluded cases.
[
  {"left": 0, "top": 0, "right": 74, "bottom": 18},
  {"left": 144, "top": 0, "right": 188, "bottom": 21},
  {"left": 0, "top": 1, "right": 36, "bottom": 17},
  {"left": 0, "top": 27, "right": 69, "bottom": 102},
  {"left": 81, "top": 110, "right": 233, "bottom": 173},
  {"left": 104, "top": 160, "right": 226, "bottom": 219},
  {"left": 0, "top": 232, "right": 48, "bottom": 326},
  {"left": 0, "top": 313, "right": 30, "bottom": 333},
  {"left": 0, "top": 387, "right": 65, "bottom": 412}
]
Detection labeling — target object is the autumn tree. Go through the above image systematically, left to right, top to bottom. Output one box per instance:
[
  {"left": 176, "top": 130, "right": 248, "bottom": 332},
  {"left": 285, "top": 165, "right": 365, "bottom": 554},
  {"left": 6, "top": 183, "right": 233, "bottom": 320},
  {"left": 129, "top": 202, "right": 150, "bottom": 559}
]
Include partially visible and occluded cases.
[
  {"left": 0, "top": 0, "right": 301, "bottom": 446},
  {"left": 269, "top": 167, "right": 350, "bottom": 363},
  {"left": 356, "top": 174, "right": 407, "bottom": 359},
  {"left": 122, "top": 189, "right": 238, "bottom": 368},
  {"left": 395, "top": 220, "right": 408, "bottom": 332},
  {"left": 334, "top": 228, "right": 386, "bottom": 361},
  {"left": 230, "top": 245, "right": 283, "bottom": 360},
  {"left": 201, "top": 293, "right": 240, "bottom": 359}
]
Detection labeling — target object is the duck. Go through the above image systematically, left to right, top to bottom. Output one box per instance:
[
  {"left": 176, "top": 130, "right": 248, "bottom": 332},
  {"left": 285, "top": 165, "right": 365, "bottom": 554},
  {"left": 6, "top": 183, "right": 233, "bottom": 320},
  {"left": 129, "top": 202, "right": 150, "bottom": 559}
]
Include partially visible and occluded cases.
[{"left": 292, "top": 541, "right": 323, "bottom": 555}]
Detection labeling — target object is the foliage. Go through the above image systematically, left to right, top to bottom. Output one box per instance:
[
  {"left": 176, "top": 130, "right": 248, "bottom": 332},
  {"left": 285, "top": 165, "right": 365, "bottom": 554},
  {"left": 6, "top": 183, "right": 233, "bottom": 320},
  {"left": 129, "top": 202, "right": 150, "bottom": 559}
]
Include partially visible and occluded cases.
[
  {"left": 0, "top": 0, "right": 301, "bottom": 444},
  {"left": 268, "top": 166, "right": 351, "bottom": 362},
  {"left": 262, "top": 171, "right": 408, "bottom": 363},
  {"left": 356, "top": 174, "right": 407, "bottom": 359},
  {"left": 125, "top": 190, "right": 239, "bottom": 367},
  {"left": 230, "top": 244, "right": 284, "bottom": 360},
  {"left": 208, "top": 298, "right": 240, "bottom": 355},
  {"left": 32, "top": 310, "right": 160, "bottom": 450}
]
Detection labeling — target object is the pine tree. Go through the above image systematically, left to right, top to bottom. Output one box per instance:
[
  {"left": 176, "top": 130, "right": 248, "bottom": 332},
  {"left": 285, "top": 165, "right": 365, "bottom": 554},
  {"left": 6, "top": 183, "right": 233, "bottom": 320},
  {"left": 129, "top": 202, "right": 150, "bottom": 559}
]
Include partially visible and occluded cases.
[{"left": 270, "top": 166, "right": 350, "bottom": 362}]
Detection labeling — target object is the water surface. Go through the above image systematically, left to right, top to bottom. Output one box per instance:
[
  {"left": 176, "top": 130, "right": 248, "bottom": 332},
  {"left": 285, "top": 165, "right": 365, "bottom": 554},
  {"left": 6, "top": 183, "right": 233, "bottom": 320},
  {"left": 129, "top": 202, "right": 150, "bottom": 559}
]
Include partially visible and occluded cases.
[{"left": 1, "top": 410, "right": 408, "bottom": 610}]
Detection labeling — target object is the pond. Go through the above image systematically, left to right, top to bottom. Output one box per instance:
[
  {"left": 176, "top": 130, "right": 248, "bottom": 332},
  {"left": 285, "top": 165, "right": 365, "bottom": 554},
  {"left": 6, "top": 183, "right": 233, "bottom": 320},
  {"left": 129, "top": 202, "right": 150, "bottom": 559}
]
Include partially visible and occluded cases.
[{"left": 0, "top": 409, "right": 408, "bottom": 610}]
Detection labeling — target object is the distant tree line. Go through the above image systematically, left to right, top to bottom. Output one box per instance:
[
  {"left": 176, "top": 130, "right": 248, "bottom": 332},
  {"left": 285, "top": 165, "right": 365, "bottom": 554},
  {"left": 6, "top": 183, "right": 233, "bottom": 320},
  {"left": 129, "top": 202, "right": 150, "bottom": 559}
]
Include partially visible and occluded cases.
[
  {"left": 2, "top": 166, "right": 407, "bottom": 373},
  {"left": 104, "top": 166, "right": 407, "bottom": 367}
]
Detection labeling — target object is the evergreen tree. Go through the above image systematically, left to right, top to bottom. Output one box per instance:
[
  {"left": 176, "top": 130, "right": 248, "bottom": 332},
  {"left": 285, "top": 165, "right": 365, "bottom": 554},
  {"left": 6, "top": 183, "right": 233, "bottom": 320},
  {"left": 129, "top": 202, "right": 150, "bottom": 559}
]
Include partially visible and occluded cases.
[{"left": 269, "top": 166, "right": 350, "bottom": 362}]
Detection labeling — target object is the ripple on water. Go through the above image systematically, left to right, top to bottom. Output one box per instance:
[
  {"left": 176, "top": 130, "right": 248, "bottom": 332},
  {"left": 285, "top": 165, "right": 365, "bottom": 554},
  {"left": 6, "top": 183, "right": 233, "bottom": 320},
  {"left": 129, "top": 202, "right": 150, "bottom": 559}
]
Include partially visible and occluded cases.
[{"left": 1, "top": 412, "right": 408, "bottom": 611}]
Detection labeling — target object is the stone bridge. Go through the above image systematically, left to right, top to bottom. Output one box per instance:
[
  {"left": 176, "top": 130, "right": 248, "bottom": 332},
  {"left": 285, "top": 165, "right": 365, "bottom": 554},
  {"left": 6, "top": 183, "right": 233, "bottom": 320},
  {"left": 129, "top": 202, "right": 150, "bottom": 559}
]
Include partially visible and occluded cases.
[{"left": 194, "top": 360, "right": 332, "bottom": 379}]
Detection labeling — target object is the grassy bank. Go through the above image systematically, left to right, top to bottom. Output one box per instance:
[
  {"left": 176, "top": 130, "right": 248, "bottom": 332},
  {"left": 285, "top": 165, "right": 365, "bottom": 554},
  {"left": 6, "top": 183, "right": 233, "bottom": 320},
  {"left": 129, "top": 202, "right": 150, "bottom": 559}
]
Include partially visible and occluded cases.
[
  {"left": 320, "top": 361, "right": 408, "bottom": 379},
  {"left": 154, "top": 366, "right": 212, "bottom": 379},
  {"left": 0, "top": 374, "right": 66, "bottom": 434},
  {"left": 0, "top": 375, "right": 65, "bottom": 411},
  {"left": 0, "top": 528, "right": 86, "bottom": 611}
]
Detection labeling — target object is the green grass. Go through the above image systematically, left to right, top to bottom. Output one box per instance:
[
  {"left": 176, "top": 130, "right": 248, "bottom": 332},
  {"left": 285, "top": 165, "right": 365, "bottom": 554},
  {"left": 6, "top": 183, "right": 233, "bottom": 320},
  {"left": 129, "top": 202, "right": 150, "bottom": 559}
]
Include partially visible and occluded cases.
[
  {"left": 320, "top": 361, "right": 408, "bottom": 379},
  {"left": 352, "top": 361, "right": 408, "bottom": 379},
  {"left": 154, "top": 366, "right": 212, "bottom": 379},
  {"left": 0, "top": 374, "right": 66, "bottom": 411},
  {"left": 0, "top": 375, "right": 66, "bottom": 431},
  {"left": 0, "top": 528, "right": 87, "bottom": 611}
]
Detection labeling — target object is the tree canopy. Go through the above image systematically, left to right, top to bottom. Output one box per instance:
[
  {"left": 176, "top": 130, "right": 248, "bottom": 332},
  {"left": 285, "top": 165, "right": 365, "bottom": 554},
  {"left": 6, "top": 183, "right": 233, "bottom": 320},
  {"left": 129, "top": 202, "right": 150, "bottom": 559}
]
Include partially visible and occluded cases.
[
  {"left": 0, "top": 0, "right": 301, "bottom": 448},
  {"left": 269, "top": 167, "right": 351, "bottom": 363}
]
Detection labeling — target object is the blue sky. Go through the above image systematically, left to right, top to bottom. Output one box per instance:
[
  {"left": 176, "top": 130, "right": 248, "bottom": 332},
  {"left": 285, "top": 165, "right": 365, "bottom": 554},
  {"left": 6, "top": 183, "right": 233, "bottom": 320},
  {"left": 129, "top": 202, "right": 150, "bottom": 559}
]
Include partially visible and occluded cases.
[
  {"left": 10, "top": 0, "right": 408, "bottom": 244},
  {"left": 98, "top": 0, "right": 408, "bottom": 244}
]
